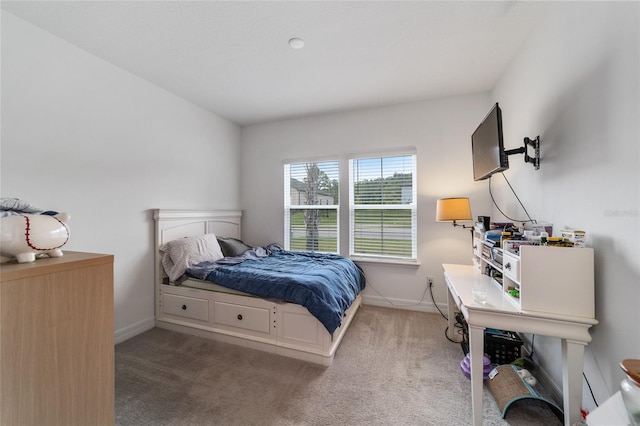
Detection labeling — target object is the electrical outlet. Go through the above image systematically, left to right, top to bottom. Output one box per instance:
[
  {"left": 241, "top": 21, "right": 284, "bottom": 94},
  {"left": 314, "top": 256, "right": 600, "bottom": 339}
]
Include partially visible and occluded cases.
[{"left": 427, "top": 276, "right": 434, "bottom": 287}]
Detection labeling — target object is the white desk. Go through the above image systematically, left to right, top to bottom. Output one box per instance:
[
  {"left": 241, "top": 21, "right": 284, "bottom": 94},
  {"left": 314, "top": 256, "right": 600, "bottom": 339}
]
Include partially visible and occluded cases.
[{"left": 443, "top": 264, "right": 598, "bottom": 426}]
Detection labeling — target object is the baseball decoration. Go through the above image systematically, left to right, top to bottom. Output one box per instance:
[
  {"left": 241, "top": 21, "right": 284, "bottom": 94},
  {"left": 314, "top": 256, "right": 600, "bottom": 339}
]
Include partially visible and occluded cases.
[{"left": 0, "top": 213, "right": 70, "bottom": 263}]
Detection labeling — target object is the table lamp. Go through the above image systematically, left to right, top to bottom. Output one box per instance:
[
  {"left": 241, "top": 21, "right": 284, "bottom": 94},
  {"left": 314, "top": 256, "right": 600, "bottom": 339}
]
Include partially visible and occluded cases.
[{"left": 436, "top": 197, "right": 473, "bottom": 229}]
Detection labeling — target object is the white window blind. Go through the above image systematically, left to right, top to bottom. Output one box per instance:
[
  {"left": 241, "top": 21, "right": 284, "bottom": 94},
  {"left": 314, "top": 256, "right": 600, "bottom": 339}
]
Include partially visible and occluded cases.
[
  {"left": 349, "top": 154, "right": 417, "bottom": 260},
  {"left": 284, "top": 160, "right": 339, "bottom": 253}
]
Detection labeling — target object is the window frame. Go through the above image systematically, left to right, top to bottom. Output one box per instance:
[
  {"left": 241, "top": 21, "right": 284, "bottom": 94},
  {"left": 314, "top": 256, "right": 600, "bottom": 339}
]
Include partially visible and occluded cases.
[
  {"left": 348, "top": 152, "right": 418, "bottom": 263},
  {"left": 283, "top": 159, "right": 340, "bottom": 254}
]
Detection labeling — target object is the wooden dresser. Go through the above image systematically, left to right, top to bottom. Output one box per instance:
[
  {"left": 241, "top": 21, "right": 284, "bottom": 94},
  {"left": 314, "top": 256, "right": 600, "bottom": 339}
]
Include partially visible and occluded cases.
[{"left": 0, "top": 251, "right": 114, "bottom": 426}]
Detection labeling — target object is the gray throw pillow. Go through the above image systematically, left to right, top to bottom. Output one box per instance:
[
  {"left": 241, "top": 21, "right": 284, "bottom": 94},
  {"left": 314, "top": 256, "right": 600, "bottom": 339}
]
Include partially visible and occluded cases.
[{"left": 217, "top": 237, "right": 252, "bottom": 257}]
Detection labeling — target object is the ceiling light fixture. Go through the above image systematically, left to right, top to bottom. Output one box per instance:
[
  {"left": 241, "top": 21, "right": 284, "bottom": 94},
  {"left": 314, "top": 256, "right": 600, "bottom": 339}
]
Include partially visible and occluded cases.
[{"left": 288, "top": 37, "right": 304, "bottom": 49}]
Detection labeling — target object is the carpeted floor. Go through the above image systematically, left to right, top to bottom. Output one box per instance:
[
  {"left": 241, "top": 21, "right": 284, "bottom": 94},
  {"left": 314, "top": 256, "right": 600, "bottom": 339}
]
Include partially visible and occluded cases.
[{"left": 115, "top": 305, "right": 562, "bottom": 425}]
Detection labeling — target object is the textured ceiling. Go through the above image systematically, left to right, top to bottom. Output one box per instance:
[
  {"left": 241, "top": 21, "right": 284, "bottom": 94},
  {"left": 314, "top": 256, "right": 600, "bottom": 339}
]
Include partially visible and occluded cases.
[{"left": 2, "top": 1, "right": 549, "bottom": 126}]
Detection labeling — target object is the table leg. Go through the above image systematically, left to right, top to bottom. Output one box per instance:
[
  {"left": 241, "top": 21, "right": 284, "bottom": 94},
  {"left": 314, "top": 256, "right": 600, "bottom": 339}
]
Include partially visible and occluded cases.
[
  {"left": 446, "top": 286, "right": 456, "bottom": 341},
  {"left": 469, "top": 324, "right": 485, "bottom": 426},
  {"left": 562, "top": 339, "right": 586, "bottom": 426}
]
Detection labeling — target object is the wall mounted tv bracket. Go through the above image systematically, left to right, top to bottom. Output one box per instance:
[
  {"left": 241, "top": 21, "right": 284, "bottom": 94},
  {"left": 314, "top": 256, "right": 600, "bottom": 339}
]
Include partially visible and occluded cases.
[{"left": 504, "top": 136, "right": 540, "bottom": 170}]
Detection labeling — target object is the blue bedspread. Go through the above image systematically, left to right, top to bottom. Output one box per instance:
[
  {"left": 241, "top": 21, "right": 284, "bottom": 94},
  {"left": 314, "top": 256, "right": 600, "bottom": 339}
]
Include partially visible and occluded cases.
[{"left": 187, "top": 247, "right": 365, "bottom": 334}]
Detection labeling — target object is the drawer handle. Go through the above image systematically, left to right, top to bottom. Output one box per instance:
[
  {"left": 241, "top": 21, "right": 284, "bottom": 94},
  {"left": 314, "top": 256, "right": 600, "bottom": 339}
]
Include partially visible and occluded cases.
[
  {"left": 504, "top": 262, "right": 511, "bottom": 270},
  {"left": 182, "top": 304, "right": 187, "bottom": 310},
  {"left": 237, "top": 314, "right": 243, "bottom": 320}
]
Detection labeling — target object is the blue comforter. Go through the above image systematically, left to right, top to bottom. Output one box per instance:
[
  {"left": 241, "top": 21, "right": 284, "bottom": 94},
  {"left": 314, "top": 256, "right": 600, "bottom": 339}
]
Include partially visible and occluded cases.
[{"left": 187, "top": 247, "right": 365, "bottom": 334}]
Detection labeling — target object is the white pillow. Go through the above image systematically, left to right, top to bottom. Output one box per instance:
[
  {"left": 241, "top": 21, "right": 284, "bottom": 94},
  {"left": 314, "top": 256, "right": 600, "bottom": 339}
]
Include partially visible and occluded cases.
[{"left": 160, "top": 233, "right": 223, "bottom": 281}]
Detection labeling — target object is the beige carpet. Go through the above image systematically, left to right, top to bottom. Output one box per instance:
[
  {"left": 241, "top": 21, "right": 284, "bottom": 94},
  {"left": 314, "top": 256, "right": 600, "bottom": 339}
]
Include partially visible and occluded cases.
[{"left": 115, "top": 305, "right": 562, "bottom": 425}]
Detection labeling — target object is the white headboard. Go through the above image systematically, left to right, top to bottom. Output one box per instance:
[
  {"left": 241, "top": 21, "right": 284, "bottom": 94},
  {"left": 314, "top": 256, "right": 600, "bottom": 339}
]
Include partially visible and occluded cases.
[{"left": 153, "top": 209, "right": 242, "bottom": 284}]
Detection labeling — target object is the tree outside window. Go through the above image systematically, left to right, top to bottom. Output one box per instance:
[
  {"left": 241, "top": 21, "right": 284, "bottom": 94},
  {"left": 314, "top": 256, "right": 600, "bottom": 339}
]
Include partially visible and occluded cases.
[{"left": 284, "top": 161, "right": 339, "bottom": 253}]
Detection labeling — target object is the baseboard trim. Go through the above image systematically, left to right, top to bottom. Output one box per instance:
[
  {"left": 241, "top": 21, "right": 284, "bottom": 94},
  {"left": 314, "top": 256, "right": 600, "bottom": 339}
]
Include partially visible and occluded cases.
[
  {"left": 362, "top": 294, "right": 445, "bottom": 314},
  {"left": 114, "top": 316, "right": 155, "bottom": 344},
  {"left": 520, "top": 346, "right": 563, "bottom": 406},
  {"left": 535, "top": 365, "right": 563, "bottom": 405}
]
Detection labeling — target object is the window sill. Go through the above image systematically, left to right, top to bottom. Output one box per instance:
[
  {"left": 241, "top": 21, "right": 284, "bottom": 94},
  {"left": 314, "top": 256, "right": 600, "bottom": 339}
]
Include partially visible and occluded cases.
[{"left": 350, "top": 256, "right": 421, "bottom": 268}]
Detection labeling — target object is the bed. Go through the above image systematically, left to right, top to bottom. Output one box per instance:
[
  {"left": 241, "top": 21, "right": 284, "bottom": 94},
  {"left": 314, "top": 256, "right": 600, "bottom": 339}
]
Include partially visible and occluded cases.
[{"left": 153, "top": 209, "right": 365, "bottom": 366}]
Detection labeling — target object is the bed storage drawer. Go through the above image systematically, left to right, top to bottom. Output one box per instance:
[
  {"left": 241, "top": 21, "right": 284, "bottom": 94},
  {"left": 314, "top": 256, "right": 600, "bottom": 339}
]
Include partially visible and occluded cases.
[
  {"left": 163, "top": 293, "right": 209, "bottom": 321},
  {"left": 214, "top": 301, "right": 270, "bottom": 334}
]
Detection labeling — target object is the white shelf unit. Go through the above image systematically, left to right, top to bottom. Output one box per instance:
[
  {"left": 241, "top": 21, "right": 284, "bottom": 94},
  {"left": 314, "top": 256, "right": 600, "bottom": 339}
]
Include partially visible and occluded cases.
[
  {"left": 473, "top": 232, "right": 595, "bottom": 318},
  {"left": 473, "top": 233, "right": 504, "bottom": 289}
]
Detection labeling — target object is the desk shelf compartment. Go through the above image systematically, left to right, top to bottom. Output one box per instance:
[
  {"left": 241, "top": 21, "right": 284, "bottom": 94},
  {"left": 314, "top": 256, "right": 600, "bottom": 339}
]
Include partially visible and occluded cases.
[
  {"left": 473, "top": 232, "right": 595, "bottom": 319},
  {"left": 477, "top": 238, "right": 503, "bottom": 271},
  {"left": 501, "top": 246, "right": 594, "bottom": 318}
]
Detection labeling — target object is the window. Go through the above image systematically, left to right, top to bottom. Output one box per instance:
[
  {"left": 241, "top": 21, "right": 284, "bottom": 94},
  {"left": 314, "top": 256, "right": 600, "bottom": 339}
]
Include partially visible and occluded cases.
[
  {"left": 349, "top": 154, "right": 417, "bottom": 261},
  {"left": 284, "top": 161, "right": 339, "bottom": 253}
]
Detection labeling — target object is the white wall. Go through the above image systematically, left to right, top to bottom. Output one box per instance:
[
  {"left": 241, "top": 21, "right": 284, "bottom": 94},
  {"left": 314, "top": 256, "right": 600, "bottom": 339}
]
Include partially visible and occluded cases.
[
  {"left": 241, "top": 0, "right": 639, "bottom": 410},
  {"left": 5, "top": 2, "right": 634, "bottom": 411},
  {"left": 491, "top": 2, "right": 639, "bottom": 408},
  {"left": 1, "top": 13, "right": 241, "bottom": 342},
  {"left": 241, "top": 94, "right": 494, "bottom": 312}
]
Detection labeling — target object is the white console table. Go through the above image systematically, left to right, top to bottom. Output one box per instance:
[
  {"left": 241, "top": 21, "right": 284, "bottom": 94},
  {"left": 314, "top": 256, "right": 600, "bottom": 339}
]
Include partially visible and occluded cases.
[{"left": 443, "top": 263, "right": 598, "bottom": 426}]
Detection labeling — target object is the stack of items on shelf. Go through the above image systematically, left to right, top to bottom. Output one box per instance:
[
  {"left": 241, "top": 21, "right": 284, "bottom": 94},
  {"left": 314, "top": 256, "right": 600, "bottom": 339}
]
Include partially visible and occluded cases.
[
  {"left": 477, "top": 218, "right": 587, "bottom": 251},
  {"left": 481, "top": 221, "right": 552, "bottom": 248},
  {"left": 502, "top": 228, "right": 587, "bottom": 253},
  {"left": 559, "top": 229, "right": 587, "bottom": 247},
  {"left": 480, "top": 240, "right": 503, "bottom": 266}
]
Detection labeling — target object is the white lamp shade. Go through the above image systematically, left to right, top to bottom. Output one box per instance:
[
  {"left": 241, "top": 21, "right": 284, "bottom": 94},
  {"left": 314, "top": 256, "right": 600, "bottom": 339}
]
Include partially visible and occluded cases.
[{"left": 436, "top": 197, "right": 472, "bottom": 222}]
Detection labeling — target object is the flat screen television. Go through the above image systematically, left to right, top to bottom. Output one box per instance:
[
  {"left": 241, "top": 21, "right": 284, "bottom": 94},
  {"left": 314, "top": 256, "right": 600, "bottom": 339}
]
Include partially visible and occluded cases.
[{"left": 472, "top": 103, "right": 508, "bottom": 181}]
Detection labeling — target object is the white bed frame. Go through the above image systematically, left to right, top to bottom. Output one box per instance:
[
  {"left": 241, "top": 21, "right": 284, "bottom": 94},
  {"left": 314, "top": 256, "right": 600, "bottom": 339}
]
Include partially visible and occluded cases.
[{"left": 153, "top": 209, "right": 362, "bottom": 366}]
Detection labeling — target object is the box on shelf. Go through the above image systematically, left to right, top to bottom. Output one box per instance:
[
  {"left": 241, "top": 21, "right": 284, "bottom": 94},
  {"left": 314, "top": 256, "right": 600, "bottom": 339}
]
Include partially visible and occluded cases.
[
  {"left": 491, "top": 222, "right": 515, "bottom": 231},
  {"left": 531, "top": 223, "right": 553, "bottom": 236},
  {"left": 561, "top": 229, "right": 586, "bottom": 247},
  {"left": 484, "top": 231, "right": 502, "bottom": 245},
  {"left": 502, "top": 240, "right": 537, "bottom": 255},
  {"left": 481, "top": 241, "right": 494, "bottom": 261},
  {"left": 491, "top": 247, "right": 504, "bottom": 267}
]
